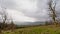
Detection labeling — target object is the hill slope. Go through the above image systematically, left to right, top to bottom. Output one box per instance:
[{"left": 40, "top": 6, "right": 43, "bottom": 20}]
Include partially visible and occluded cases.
[{"left": 2, "top": 25, "right": 60, "bottom": 34}]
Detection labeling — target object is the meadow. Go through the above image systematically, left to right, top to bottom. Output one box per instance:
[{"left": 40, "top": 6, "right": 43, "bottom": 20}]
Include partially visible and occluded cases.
[{"left": 1, "top": 25, "right": 60, "bottom": 34}]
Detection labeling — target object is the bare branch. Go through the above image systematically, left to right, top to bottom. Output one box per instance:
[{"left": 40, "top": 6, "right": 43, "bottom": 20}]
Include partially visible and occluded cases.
[{"left": 48, "top": 0, "right": 57, "bottom": 25}]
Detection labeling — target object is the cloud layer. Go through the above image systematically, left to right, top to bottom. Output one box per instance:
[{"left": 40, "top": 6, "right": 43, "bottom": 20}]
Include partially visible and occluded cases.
[{"left": 0, "top": 0, "right": 60, "bottom": 22}]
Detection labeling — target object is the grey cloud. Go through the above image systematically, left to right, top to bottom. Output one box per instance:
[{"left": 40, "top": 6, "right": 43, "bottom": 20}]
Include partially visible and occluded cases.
[
  {"left": 0, "top": 0, "right": 60, "bottom": 21},
  {"left": 0, "top": 0, "right": 17, "bottom": 9},
  {"left": 22, "top": 0, "right": 49, "bottom": 20}
]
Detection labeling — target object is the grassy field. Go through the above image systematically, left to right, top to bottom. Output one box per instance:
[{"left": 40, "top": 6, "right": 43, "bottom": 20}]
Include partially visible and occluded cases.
[{"left": 2, "top": 25, "right": 60, "bottom": 34}]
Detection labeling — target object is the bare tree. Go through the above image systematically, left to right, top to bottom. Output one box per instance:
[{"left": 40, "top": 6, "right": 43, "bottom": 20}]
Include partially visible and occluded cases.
[
  {"left": 48, "top": 0, "right": 57, "bottom": 25},
  {"left": 0, "top": 7, "right": 8, "bottom": 30},
  {"left": 0, "top": 7, "right": 7, "bottom": 33},
  {"left": 2, "top": 8, "right": 7, "bottom": 30},
  {"left": 10, "top": 20, "right": 16, "bottom": 31}
]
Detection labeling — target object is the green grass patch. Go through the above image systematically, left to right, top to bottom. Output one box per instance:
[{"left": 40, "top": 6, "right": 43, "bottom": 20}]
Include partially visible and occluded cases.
[{"left": 2, "top": 25, "right": 60, "bottom": 34}]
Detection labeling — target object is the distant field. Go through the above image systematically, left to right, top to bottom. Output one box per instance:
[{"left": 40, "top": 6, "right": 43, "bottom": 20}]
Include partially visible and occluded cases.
[{"left": 2, "top": 25, "right": 60, "bottom": 34}]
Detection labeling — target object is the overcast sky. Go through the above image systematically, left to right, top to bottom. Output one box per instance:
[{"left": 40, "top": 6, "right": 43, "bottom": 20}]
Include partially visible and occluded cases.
[{"left": 0, "top": 0, "right": 60, "bottom": 23}]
